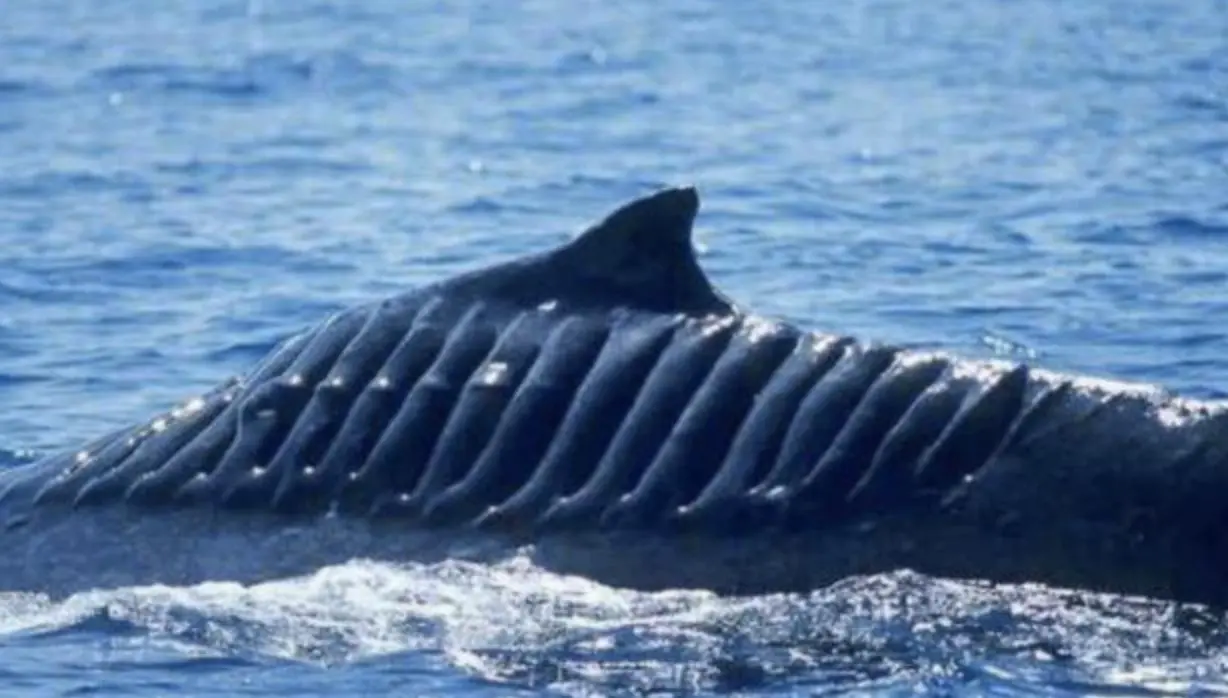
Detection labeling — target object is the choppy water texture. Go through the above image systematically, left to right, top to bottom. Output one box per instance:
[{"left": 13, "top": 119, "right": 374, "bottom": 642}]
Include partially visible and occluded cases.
[{"left": 1, "top": 0, "right": 1226, "bottom": 695}]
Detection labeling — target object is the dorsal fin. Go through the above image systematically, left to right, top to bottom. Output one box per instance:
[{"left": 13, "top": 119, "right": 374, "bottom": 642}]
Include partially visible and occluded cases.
[{"left": 546, "top": 186, "right": 733, "bottom": 314}]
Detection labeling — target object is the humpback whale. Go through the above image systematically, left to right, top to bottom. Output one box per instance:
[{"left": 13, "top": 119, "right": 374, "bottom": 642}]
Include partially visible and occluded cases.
[{"left": 1, "top": 186, "right": 1226, "bottom": 605}]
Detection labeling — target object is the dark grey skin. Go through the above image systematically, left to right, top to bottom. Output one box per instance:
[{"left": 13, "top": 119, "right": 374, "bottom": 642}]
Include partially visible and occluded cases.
[{"left": 2, "top": 187, "right": 1226, "bottom": 604}]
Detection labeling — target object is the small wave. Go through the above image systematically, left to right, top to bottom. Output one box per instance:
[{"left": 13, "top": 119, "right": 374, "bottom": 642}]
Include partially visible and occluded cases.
[
  {"left": 84, "top": 50, "right": 402, "bottom": 103},
  {"left": 88, "top": 61, "right": 290, "bottom": 101},
  {"left": 0, "top": 78, "right": 49, "bottom": 97},
  {"left": 153, "top": 155, "right": 369, "bottom": 183},
  {"left": 0, "top": 169, "right": 148, "bottom": 200},
  {"left": 1069, "top": 213, "right": 1228, "bottom": 247},
  {"left": 1152, "top": 214, "right": 1228, "bottom": 241},
  {"left": 206, "top": 339, "right": 285, "bottom": 368},
  {"left": 0, "top": 447, "right": 39, "bottom": 470}
]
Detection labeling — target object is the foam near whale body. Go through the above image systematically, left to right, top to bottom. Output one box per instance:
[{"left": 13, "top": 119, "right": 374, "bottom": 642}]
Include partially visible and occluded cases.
[{"left": 1, "top": 187, "right": 1226, "bottom": 605}]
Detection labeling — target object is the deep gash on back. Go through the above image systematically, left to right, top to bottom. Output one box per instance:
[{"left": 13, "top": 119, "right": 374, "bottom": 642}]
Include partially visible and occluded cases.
[{"left": 2, "top": 187, "right": 1226, "bottom": 605}]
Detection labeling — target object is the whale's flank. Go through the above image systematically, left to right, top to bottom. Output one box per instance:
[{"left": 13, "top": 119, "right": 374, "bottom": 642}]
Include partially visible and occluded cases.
[
  {"left": 2, "top": 185, "right": 1227, "bottom": 605},
  {"left": 10, "top": 301, "right": 1201, "bottom": 538}
]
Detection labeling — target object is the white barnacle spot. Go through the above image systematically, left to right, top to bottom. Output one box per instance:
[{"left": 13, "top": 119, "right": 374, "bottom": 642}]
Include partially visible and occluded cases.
[
  {"left": 693, "top": 233, "right": 710, "bottom": 255},
  {"left": 537, "top": 299, "right": 559, "bottom": 312},
  {"left": 699, "top": 314, "right": 738, "bottom": 338},
  {"left": 743, "top": 317, "right": 781, "bottom": 344},
  {"left": 808, "top": 332, "right": 847, "bottom": 354},
  {"left": 894, "top": 349, "right": 949, "bottom": 370},
  {"left": 947, "top": 357, "right": 1015, "bottom": 384},
  {"left": 475, "top": 361, "right": 510, "bottom": 387},
  {"left": 1026, "top": 366, "right": 1219, "bottom": 429},
  {"left": 1033, "top": 367, "right": 1160, "bottom": 401},
  {"left": 287, "top": 373, "right": 305, "bottom": 387},
  {"left": 325, "top": 375, "right": 345, "bottom": 390},
  {"left": 372, "top": 375, "right": 392, "bottom": 391},
  {"left": 182, "top": 396, "right": 207, "bottom": 415},
  {"left": 1154, "top": 396, "right": 1228, "bottom": 429},
  {"left": 150, "top": 418, "right": 169, "bottom": 433},
  {"left": 74, "top": 451, "right": 90, "bottom": 465},
  {"left": 251, "top": 465, "right": 267, "bottom": 477},
  {"left": 302, "top": 465, "right": 316, "bottom": 477},
  {"left": 347, "top": 471, "right": 360, "bottom": 481},
  {"left": 764, "top": 485, "right": 789, "bottom": 501},
  {"left": 397, "top": 492, "right": 411, "bottom": 504}
]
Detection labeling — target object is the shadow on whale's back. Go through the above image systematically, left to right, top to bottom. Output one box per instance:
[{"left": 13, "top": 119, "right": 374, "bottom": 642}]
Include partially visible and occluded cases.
[{"left": 2, "top": 186, "right": 1227, "bottom": 605}]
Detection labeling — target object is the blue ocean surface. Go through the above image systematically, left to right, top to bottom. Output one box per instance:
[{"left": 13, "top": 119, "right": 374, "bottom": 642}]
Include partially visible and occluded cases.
[{"left": 1, "top": 0, "right": 1226, "bottom": 695}]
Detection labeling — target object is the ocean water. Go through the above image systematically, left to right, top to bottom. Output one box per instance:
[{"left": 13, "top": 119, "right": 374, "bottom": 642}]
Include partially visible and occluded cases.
[{"left": 1, "top": 0, "right": 1226, "bottom": 694}]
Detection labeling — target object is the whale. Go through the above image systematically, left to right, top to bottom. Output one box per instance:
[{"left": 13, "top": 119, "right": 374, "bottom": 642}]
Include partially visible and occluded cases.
[{"left": 1, "top": 186, "right": 1226, "bottom": 605}]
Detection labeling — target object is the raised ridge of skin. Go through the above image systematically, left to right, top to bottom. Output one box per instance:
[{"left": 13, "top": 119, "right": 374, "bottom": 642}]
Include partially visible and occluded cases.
[
  {"left": 265, "top": 295, "right": 426, "bottom": 511},
  {"left": 300, "top": 297, "right": 456, "bottom": 513},
  {"left": 350, "top": 302, "right": 504, "bottom": 518},
  {"left": 214, "top": 306, "right": 374, "bottom": 509},
  {"left": 402, "top": 307, "right": 557, "bottom": 517},
  {"left": 472, "top": 311, "right": 684, "bottom": 530},
  {"left": 421, "top": 314, "right": 612, "bottom": 526},
  {"left": 536, "top": 314, "right": 741, "bottom": 530},
  {"left": 600, "top": 318, "right": 800, "bottom": 529},
  {"left": 115, "top": 330, "right": 323, "bottom": 507},
  {"left": 673, "top": 334, "right": 853, "bottom": 532},
  {"left": 749, "top": 344, "right": 900, "bottom": 505},
  {"left": 785, "top": 355, "right": 951, "bottom": 527},
  {"left": 914, "top": 365, "right": 1030, "bottom": 495},
  {"left": 843, "top": 367, "right": 987, "bottom": 513}
]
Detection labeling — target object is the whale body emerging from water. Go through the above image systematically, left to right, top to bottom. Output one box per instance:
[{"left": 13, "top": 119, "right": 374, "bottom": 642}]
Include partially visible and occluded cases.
[{"left": 1, "top": 187, "right": 1226, "bottom": 604}]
